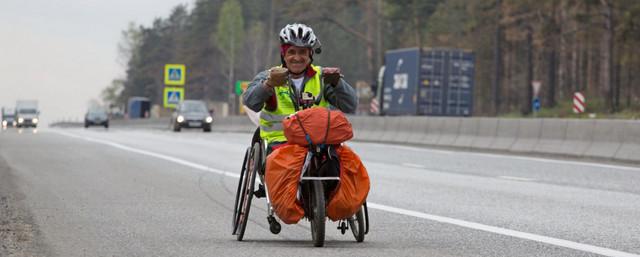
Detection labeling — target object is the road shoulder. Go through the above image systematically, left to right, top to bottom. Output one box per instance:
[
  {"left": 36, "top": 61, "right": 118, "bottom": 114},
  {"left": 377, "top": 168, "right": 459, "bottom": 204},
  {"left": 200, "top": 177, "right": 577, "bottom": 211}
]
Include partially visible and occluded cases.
[{"left": 0, "top": 155, "right": 49, "bottom": 257}]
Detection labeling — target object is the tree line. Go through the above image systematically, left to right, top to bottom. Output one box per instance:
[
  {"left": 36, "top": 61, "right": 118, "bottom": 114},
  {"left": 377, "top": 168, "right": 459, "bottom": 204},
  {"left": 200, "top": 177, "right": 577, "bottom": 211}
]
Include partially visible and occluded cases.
[{"left": 102, "top": 0, "right": 640, "bottom": 116}]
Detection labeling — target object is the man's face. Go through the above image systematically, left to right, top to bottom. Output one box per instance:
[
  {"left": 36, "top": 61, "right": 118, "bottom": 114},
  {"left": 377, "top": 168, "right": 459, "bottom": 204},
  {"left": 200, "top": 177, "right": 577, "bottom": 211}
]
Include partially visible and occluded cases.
[{"left": 284, "top": 46, "right": 311, "bottom": 75}]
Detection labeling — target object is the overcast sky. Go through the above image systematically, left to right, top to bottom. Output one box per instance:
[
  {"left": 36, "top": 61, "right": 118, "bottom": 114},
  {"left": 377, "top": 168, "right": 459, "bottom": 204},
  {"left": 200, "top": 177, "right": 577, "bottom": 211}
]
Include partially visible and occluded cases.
[{"left": 0, "top": 0, "right": 192, "bottom": 125}]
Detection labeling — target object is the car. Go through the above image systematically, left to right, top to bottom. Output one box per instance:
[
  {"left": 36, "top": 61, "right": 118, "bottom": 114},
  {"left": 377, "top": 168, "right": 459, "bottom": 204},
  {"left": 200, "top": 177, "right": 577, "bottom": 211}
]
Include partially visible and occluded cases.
[
  {"left": 171, "top": 100, "right": 212, "bottom": 132},
  {"left": 14, "top": 103, "right": 39, "bottom": 128},
  {"left": 2, "top": 108, "right": 16, "bottom": 129},
  {"left": 84, "top": 108, "right": 109, "bottom": 128},
  {"left": 1, "top": 115, "right": 16, "bottom": 129}
]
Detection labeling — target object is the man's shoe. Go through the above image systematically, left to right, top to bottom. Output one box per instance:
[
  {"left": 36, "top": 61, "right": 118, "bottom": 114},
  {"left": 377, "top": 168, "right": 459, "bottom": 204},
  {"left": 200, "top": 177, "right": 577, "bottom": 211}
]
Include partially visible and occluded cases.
[{"left": 254, "top": 184, "right": 266, "bottom": 198}]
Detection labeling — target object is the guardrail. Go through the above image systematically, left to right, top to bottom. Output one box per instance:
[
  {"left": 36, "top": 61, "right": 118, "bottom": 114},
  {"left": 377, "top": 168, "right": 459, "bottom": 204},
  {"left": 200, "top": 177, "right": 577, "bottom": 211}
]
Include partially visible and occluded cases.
[{"left": 50, "top": 116, "right": 640, "bottom": 164}]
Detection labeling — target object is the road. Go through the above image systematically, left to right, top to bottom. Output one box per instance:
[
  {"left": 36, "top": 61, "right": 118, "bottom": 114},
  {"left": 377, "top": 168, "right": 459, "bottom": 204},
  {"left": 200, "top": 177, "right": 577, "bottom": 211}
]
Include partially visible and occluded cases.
[{"left": 1, "top": 127, "right": 639, "bottom": 257}]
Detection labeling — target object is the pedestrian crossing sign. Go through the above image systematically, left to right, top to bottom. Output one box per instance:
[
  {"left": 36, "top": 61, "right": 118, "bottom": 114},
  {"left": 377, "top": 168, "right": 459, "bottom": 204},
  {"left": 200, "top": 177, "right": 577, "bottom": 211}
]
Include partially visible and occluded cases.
[
  {"left": 164, "top": 64, "right": 186, "bottom": 86},
  {"left": 163, "top": 87, "right": 184, "bottom": 108}
]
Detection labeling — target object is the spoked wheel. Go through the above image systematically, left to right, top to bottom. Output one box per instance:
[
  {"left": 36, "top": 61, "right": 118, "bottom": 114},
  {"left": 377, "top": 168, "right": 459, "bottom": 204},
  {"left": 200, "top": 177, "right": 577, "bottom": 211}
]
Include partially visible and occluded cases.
[
  {"left": 234, "top": 143, "right": 260, "bottom": 241},
  {"left": 232, "top": 147, "right": 250, "bottom": 235},
  {"left": 310, "top": 180, "right": 326, "bottom": 247},
  {"left": 348, "top": 206, "right": 366, "bottom": 242}
]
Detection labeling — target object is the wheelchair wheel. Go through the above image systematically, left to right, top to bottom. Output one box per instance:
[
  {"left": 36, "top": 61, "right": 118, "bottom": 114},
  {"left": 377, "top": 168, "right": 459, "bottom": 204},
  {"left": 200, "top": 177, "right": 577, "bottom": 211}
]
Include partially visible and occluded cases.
[
  {"left": 235, "top": 142, "right": 261, "bottom": 241},
  {"left": 232, "top": 147, "right": 250, "bottom": 235},
  {"left": 310, "top": 180, "right": 326, "bottom": 247},
  {"left": 348, "top": 206, "right": 366, "bottom": 242}
]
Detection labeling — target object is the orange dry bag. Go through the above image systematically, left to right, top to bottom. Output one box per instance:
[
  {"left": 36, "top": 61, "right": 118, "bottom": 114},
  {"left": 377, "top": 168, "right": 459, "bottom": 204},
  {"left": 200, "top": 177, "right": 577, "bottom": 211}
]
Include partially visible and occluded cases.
[
  {"left": 283, "top": 107, "right": 353, "bottom": 146},
  {"left": 264, "top": 144, "right": 306, "bottom": 224},
  {"left": 326, "top": 145, "right": 370, "bottom": 221}
]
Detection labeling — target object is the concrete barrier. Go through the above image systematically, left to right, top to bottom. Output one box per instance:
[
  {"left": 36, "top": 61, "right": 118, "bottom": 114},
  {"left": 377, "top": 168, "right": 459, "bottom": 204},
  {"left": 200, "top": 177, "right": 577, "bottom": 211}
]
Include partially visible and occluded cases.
[
  {"left": 96, "top": 115, "right": 640, "bottom": 164},
  {"left": 348, "top": 116, "right": 366, "bottom": 141},
  {"left": 380, "top": 116, "right": 401, "bottom": 142},
  {"left": 391, "top": 116, "right": 415, "bottom": 143},
  {"left": 365, "top": 117, "right": 386, "bottom": 142},
  {"left": 407, "top": 117, "right": 429, "bottom": 144},
  {"left": 421, "top": 117, "right": 444, "bottom": 145},
  {"left": 436, "top": 118, "right": 460, "bottom": 146},
  {"left": 452, "top": 118, "right": 478, "bottom": 149},
  {"left": 470, "top": 118, "right": 498, "bottom": 150},
  {"left": 489, "top": 119, "right": 519, "bottom": 151},
  {"left": 510, "top": 119, "right": 542, "bottom": 153},
  {"left": 533, "top": 119, "right": 568, "bottom": 155},
  {"left": 560, "top": 119, "right": 594, "bottom": 157},
  {"left": 584, "top": 120, "right": 624, "bottom": 159},
  {"left": 613, "top": 121, "right": 640, "bottom": 163}
]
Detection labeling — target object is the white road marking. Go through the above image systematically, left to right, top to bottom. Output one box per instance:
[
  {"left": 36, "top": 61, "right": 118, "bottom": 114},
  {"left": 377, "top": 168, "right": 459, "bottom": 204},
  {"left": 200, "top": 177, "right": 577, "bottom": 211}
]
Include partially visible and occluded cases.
[
  {"left": 53, "top": 130, "right": 640, "bottom": 257},
  {"left": 53, "top": 130, "right": 239, "bottom": 178},
  {"left": 365, "top": 142, "right": 640, "bottom": 172},
  {"left": 401, "top": 163, "right": 426, "bottom": 169},
  {"left": 497, "top": 176, "right": 535, "bottom": 182},
  {"left": 368, "top": 203, "right": 640, "bottom": 257}
]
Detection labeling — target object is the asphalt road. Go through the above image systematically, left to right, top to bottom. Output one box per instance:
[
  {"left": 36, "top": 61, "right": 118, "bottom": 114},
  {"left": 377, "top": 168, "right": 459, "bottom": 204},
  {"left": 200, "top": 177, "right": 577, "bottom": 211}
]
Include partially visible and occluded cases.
[{"left": 1, "top": 127, "right": 639, "bottom": 257}]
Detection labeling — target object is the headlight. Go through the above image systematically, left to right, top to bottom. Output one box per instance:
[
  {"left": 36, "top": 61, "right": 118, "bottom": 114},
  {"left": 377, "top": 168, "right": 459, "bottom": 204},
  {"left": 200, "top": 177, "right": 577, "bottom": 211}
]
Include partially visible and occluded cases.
[
  {"left": 176, "top": 115, "right": 185, "bottom": 123},
  {"left": 205, "top": 116, "right": 213, "bottom": 123},
  {"left": 18, "top": 118, "right": 24, "bottom": 123},
  {"left": 32, "top": 118, "right": 39, "bottom": 124},
  {"left": 1, "top": 120, "right": 6, "bottom": 126}
]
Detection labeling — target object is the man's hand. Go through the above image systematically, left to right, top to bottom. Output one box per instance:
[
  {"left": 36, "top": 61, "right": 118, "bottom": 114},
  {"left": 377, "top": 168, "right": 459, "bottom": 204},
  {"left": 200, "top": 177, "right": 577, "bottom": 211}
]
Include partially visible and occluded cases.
[
  {"left": 265, "top": 67, "right": 289, "bottom": 88},
  {"left": 322, "top": 67, "right": 341, "bottom": 87}
]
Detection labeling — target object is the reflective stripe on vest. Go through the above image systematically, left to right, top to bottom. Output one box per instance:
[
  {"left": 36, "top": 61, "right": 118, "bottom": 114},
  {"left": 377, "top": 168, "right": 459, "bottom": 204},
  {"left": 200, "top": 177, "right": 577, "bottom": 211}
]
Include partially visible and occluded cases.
[{"left": 260, "top": 65, "right": 330, "bottom": 143}]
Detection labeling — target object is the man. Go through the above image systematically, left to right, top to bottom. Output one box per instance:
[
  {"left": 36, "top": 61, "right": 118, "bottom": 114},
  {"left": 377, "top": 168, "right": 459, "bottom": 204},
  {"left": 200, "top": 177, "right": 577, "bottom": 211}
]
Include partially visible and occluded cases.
[{"left": 243, "top": 23, "right": 357, "bottom": 151}]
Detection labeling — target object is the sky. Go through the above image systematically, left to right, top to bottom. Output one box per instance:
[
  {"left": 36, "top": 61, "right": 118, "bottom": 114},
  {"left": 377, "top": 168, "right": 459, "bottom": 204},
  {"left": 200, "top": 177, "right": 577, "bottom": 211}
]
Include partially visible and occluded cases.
[{"left": 0, "top": 0, "right": 192, "bottom": 126}]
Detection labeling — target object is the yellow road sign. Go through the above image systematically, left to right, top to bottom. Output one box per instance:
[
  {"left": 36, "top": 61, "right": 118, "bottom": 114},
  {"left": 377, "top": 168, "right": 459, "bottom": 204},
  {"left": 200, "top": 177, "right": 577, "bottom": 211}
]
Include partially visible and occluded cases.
[
  {"left": 164, "top": 64, "right": 186, "bottom": 86},
  {"left": 163, "top": 87, "right": 184, "bottom": 108}
]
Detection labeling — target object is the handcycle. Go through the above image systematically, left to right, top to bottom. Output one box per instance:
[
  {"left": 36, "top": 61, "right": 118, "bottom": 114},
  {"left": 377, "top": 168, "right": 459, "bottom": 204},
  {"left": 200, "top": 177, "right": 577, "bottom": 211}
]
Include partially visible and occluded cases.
[{"left": 232, "top": 90, "right": 369, "bottom": 247}]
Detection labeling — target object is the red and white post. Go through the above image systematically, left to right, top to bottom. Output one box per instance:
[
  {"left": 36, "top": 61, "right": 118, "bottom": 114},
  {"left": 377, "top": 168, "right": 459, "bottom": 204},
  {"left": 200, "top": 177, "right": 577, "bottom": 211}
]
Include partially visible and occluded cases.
[{"left": 573, "top": 92, "right": 586, "bottom": 114}]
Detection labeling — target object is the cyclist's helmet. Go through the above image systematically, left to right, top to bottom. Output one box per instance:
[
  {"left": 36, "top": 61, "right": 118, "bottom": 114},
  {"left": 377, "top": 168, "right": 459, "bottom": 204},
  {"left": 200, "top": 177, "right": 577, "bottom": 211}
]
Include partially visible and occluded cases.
[{"left": 279, "top": 23, "right": 322, "bottom": 54}]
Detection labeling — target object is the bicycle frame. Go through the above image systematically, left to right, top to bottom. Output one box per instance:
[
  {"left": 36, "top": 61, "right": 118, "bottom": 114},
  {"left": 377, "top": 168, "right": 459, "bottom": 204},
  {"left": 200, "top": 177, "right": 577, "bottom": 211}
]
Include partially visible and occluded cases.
[{"left": 298, "top": 145, "right": 340, "bottom": 214}]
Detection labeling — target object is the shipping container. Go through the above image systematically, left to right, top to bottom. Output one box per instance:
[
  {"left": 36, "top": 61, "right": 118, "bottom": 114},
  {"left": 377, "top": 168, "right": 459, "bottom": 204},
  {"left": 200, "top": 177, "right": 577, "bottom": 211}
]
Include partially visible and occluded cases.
[
  {"left": 381, "top": 48, "right": 475, "bottom": 116},
  {"left": 381, "top": 48, "right": 420, "bottom": 115},
  {"left": 127, "top": 97, "right": 151, "bottom": 119}
]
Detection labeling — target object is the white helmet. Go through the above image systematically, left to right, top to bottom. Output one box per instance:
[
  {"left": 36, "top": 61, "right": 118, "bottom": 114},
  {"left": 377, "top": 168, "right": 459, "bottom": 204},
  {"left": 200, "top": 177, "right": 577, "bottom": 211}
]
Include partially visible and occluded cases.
[{"left": 279, "top": 23, "right": 322, "bottom": 53}]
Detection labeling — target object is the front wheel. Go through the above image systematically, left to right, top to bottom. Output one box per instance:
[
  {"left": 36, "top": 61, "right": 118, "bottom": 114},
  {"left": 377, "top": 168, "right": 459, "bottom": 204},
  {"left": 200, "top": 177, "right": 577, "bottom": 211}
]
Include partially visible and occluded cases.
[
  {"left": 235, "top": 142, "right": 260, "bottom": 241},
  {"left": 232, "top": 147, "right": 250, "bottom": 235},
  {"left": 310, "top": 180, "right": 326, "bottom": 247},
  {"left": 348, "top": 206, "right": 365, "bottom": 242}
]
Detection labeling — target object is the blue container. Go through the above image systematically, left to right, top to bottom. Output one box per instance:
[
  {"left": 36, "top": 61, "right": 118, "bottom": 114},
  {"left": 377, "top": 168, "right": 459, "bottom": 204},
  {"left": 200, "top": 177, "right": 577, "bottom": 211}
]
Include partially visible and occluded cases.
[
  {"left": 381, "top": 48, "right": 420, "bottom": 115},
  {"left": 382, "top": 48, "right": 475, "bottom": 116},
  {"left": 419, "top": 48, "right": 474, "bottom": 116},
  {"left": 127, "top": 97, "right": 150, "bottom": 119}
]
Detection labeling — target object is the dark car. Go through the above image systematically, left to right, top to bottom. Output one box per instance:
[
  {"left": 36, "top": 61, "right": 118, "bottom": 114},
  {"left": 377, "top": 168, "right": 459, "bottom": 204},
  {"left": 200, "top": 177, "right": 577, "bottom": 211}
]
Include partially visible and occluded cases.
[
  {"left": 171, "top": 100, "right": 212, "bottom": 132},
  {"left": 2, "top": 108, "right": 16, "bottom": 129},
  {"left": 84, "top": 109, "right": 109, "bottom": 128}
]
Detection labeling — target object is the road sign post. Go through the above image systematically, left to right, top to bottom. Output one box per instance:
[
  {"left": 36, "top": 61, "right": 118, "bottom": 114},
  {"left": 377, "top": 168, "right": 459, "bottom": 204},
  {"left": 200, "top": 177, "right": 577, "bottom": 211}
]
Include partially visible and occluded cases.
[
  {"left": 531, "top": 81, "right": 542, "bottom": 117},
  {"left": 532, "top": 97, "right": 541, "bottom": 117}
]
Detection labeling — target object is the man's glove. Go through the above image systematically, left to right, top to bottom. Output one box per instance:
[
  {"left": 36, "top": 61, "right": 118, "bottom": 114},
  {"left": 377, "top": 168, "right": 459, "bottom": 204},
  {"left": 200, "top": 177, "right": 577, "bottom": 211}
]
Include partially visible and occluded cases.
[
  {"left": 265, "top": 67, "right": 289, "bottom": 88},
  {"left": 322, "top": 67, "right": 342, "bottom": 87}
]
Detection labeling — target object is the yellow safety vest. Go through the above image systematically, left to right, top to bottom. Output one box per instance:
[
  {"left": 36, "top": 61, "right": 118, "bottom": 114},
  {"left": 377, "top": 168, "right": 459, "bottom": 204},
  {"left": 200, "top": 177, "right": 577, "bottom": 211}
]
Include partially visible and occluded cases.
[{"left": 259, "top": 65, "right": 330, "bottom": 144}]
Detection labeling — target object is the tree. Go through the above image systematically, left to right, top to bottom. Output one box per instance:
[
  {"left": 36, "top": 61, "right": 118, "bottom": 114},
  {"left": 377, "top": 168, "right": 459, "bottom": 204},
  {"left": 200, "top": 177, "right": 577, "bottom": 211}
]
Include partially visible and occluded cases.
[
  {"left": 214, "top": 0, "right": 245, "bottom": 114},
  {"left": 101, "top": 79, "right": 125, "bottom": 108}
]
